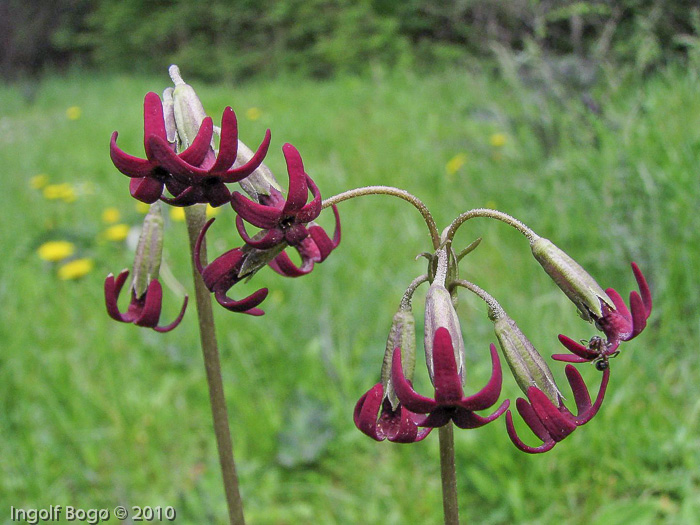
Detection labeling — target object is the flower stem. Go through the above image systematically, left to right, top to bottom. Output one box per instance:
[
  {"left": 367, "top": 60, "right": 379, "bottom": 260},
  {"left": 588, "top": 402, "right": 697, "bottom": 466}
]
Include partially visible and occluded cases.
[
  {"left": 322, "top": 186, "right": 441, "bottom": 249},
  {"left": 184, "top": 205, "right": 245, "bottom": 525},
  {"left": 446, "top": 208, "right": 537, "bottom": 244},
  {"left": 439, "top": 424, "right": 460, "bottom": 525}
]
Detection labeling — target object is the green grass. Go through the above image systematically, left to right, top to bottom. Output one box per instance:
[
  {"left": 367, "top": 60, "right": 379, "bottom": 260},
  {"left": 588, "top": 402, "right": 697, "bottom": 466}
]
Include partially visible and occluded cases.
[{"left": 1, "top": 62, "right": 699, "bottom": 524}]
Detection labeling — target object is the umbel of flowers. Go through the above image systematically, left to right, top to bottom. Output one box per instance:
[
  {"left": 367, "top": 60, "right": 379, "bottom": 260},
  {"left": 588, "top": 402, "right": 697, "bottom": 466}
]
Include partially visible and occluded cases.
[
  {"left": 106, "top": 65, "right": 340, "bottom": 323},
  {"left": 352, "top": 206, "right": 652, "bottom": 453}
]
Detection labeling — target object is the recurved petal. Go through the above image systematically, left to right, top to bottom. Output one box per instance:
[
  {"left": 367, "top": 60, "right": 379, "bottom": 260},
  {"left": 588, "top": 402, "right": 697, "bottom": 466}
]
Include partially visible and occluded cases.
[
  {"left": 142, "top": 92, "right": 167, "bottom": 147},
  {"left": 210, "top": 107, "right": 239, "bottom": 173},
  {"left": 217, "top": 129, "right": 272, "bottom": 183},
  {"left": 110, "top": 132, "right": 154, "bottom": 178},
  {"left": 281, "top": 143, "right": 309, "bottom": 214},
  {"left": 295, "top": 175, "right": 322, "bottom": 223},
  {"left": 129, "top": 177, "right": 164, "bottom": 204},
  {"left": 231, "top": 192, "right": 283, "bottom": 229},
  {"left": 235, "top": 215, "right": 284, "bottom": 249},
  {"left": 268, "top": 251, "right": 314, "bottom": 277},
  {"left": 632, "top": 262, "right": 652, "bottom": 317},
  {"left": 104, "top": 270, "right": 132, "bottom": 322},
  {"left": 134, "top": 278, "right": 164, "bottom": 327},
  {"left": 214, "top": 287, "right": 268, "bottom": 316},
  {"left": 153, "top": 294, "right": 189, "bottom": 333},
  {"left": 430, "top": 327, "right": 464, "bottom": 404},
  {"left": 557, "top": 334, "right": 599, "bottom": 361},
  {"left": 458, "top": 344, "right": 503, "bottom": 411},
  {"left": 391, "top": 347, "right": 438, "bottom": 414},
  {"left": 353, "top": 383, "right": 384, "bottom": 441},
  {"left": 527, "top": 387, "right": 577, "bottom": 442},
  {"left": 451, "top": 400, "right": 509, "bottom": 429},
  {"left": 505, "top": 408, "right": 556, "bottom": 454}
]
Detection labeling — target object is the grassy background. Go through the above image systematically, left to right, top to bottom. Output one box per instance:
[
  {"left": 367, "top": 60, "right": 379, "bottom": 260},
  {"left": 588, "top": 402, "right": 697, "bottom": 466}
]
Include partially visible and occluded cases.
[{"left": 1, "top": 63, "right": 699, "bottom": 524}]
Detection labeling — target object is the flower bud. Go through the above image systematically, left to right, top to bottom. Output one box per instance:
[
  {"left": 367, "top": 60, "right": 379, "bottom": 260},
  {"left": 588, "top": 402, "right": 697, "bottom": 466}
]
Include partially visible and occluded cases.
[
  {"left": 169, "top": 65, "right": 210, "bottom": 149},
  {"left": 131, "top": 202, "right": 164, "bottom": 298},
  {"left": 531, "top": 237, "right": 613, "bottom": 322},
  {"left": 424, "top": 282, "right": 466, "bottom": 385},
  {"left": 380, "top": 307, "right": 416, "bottom": 410},
  {"left": 493, "top": 314, "right": 561, "bottom": 404}
]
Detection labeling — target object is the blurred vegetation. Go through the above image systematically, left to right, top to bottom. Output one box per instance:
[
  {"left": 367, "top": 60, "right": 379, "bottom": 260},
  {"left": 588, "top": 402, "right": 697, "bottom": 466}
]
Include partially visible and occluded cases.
[{"left": 3, "top": 0, "right": 700, "bottom": 81}]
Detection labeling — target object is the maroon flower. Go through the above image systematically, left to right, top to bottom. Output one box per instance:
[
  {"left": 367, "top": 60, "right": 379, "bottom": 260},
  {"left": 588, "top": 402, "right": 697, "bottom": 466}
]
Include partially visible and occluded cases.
[
  {"left": 110, "top": 92, "right": 212, "bottom": 204},
  {"left": 147, "top": 106, "right": 271, "bottom": 207},
  {"left": 232, "top": 143, "right": 322, "bottom": 248},
  {"left": 194, "top": 219, "right": 268, "bottom": 315},
  {"left": 553, "top": 262, "right": 652, "bottom": 364},
  {"left": 104, "top": 270, "right": 188, "bottom": 332},
  {"left": 391, "top": 327, "right": 509, "bottom": 429},
  {"left": 505, "top": 365, "right": 609, "bottom": 453},
  {"left": 354, "top": 383, "right": 432, "bottom": 443}
]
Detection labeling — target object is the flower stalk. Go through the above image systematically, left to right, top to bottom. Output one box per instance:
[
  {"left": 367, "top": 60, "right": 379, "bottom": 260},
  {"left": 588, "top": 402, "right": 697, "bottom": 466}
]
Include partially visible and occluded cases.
[
  {"left": 184, "top": 204, "right": 245, "bottom": 525},
  {"left": 438, "top": 424, "right": 459, "bottom": 525}
]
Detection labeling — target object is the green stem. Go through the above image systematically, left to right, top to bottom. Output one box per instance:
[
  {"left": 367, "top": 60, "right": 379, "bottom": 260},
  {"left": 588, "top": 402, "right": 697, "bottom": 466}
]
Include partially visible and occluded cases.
[
  {"left": 322, "top": 186, "right": 441, "bottom": 249},
  {"left": 184, "top": 205, "right": 245, "bottom": 525},
  {"left": 445, "top": 208, "right": 537, "bottom": 244},
  {"left": 439, "top": 424, "right": 460, "bottom": 525}
]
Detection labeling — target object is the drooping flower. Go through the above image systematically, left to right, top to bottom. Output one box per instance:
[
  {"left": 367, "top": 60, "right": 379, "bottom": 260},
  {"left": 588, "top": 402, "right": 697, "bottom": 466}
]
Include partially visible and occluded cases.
[
  {"left": 109, "top": 91, "right": 213, "bottom": 204},
  {"left": 146, "top": 105, "right": 271, "bottom": 207},
  {"left": 232, "top": 142, "right": 340, "bottom": 276},
  {"left": 194, "top": 219, "right": 269, "bottom": 315},
  {"left": 553, "top": 262, "right": 652, "bottom": 364},
  {"left": 104, "top": 269, "right": 188, "bottom": 332},
  {"left": 354, "top": 295, "right": 433, "bottom": 443},
  {"left": 392, "top": 327, "right": 508, "bottom": 429},
  {"left": 505, "top": 365, "right": 609, "bottom": 454},
  {"left": 354, "top": 383, "right": 432, "bottom": 443}
]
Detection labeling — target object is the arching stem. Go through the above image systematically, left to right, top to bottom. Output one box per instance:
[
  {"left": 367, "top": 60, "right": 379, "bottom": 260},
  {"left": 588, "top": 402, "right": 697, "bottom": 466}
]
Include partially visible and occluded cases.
[
  {"left": 322, "top": 186, "right": 441, "bottom": 249},
  {"left": 446, "top": 208, "right": 537, "bottom": 244}
]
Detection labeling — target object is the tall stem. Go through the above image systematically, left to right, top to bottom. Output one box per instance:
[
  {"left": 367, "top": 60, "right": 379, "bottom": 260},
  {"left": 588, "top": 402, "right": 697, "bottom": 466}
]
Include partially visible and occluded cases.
[
  {"left": 322, "top": 186, "right": 441, "bottom": 249},
  {"left": 184, "top": 205, "right": 245, "bottom": 525},
  {"left": 439, "top": 424, "right": 460, "bottom": 525}
]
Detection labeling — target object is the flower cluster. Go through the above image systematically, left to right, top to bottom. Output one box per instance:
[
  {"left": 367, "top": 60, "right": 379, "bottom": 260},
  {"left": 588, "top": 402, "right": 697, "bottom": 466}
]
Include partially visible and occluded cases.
[
  {"left": 104, "top": 66, "right": 340, "bottom": 328},
  {"left": 355, "top": 233, "right": 652, "bottom": 453}
]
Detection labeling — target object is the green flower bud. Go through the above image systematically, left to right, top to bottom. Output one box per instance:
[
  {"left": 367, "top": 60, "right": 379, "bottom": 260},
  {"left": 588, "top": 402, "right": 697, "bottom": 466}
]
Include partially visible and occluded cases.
[
  {"left": 169, "top": 65, "right": 209, "bottom": 149},
  {"left": 132, "top": 202, "right": 164, "bottom": 298},
  {"left": 531, "top": 237, "right": 613, "bottom": 322},
  {"left": 380, "top": 307, "right": 416, "bottom": 410},
  {"left": 493, "top": 314, "right": 561, "bottom": 404}
]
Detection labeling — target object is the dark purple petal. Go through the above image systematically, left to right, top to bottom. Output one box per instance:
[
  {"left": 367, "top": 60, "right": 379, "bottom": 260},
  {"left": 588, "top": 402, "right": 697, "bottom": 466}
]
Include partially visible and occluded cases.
[
  {"left": 142, "top": 92, "right": 167, "bottom": 149},
  {"left": 210, "top": 107, "right": 239, "bottom": 173},
  {"left": 147, "top": 121, "right": 216, "bottom": 184},
  {"left": 217, "top": 128, "right": 272, "bottom": 183},
  {"left": 110, "top": 132, "right": 155, "bottom": 178},
  {"left": 281, "top": 143, "right": 309, "bottom": 214},
  {"left": 295, "top": 175, "right": 322, "bottom": 223},
  {"left": 130, "top": 177, "right": 163, "bottom": 203},
  {"left": 201, "top": 180, "right": 232, "bottom": 208},
  {"left": 231, "top": 192, "right": 283, "bottom": 229},
  {"left": 308, "top": 205, "right": 341, "bottom": 262},
  {"left": 235, "top": 215, "right": 284, "bottom": 249},
  {"left": 194, "top": 218, "right": 216, "bottom": 275},
  {"left": 201, "top": 248, "right": 245, "bottom": 291},
  {"left": 268, "top": 251, "right": 314, "bottom": 277},
  {"left": 632, "top": 262, "right": 652, "bottom": 317},
  {"left": 104, "top": 270, "right": 132, "bottom": 322},
  {"left": 133, "top": 278, "right": 163, "bottom": 327},
  {"left": 214, "top": 287, "right": 268, "bottom": 315},
  {"left": 606, "top": 288, "right": 631, "bottom": 321},
  {"left": 628, "top": 291, "right": 647, "bottom": 339},
  {"left": 153, "top": 294, "right": 189, "bottom": 333},
  {"left": 430, "top": 327, "right": 464, "bottom": 404},
  {"left": 557, "top": 334, "right": 599, "bottom": 361},
  {"left": 458, "top": 344, "right": 503, "bottom": 411},
  {"left": 391, "top": 347, "right": 439, "bottom": 413},
  {"left": 551, "top": 353, "right": 590, "bottom": 363},
  {"left": 564, "top": 365, "right": 592, "bottom": 413},
  {"left": 571, "top": 366, "right": 610, "bottom": 425},
  {"left": 353, "top": 384, "right": 384, "bottom": 441},
  {"left": 527, "top": 387, "right": 577, "bottom": 442},
  {"left": 515, "top": 397, "right": 551, "bottom": 442},
  {"left": 383, "top": 407, "right": 433, "bottom": 443},
  {"left": 419, "top": 409, "right": 452, "bottom": 428},
  {"left": 505, "top": 409, "right": 556, "bottom": 454}
]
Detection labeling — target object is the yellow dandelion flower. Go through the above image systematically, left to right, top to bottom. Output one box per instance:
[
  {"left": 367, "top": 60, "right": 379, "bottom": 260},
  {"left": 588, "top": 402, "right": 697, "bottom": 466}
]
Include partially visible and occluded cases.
[
  {"left": 66, "top": 106, "right": 82, "bottom": 120},
  {"left": 245, "top": 107, "right": 262, "bottom": 121},
  {"left": 489, "top": 133, "right": 507, "bottom": 148},
  {"left": 445, "top": 153, "right": 468, "bottom": 176},
  {"left": 30, "top": 174, "right": 49, "bottom": 189},
  {"left": 43, "top": 183, "right": 77, "bottom": 202},
  {"left": 135, "top": 201, "right": 151, "bottom": 214},
  {"left": 206, "top": 204, "right": 220, "bottom": 218},
  {"left": 102, "top": 207, "right": 121, "bottom": 224},
  {"left": 170, "top": 207, "right": 186, "bottom": 222},
  {"left": 103, "top": 223, "right": 130, "bottom": 242},
  {"left": 37, "top": 240, "right": 76, "bottom": 262},
  {"left": 58, "top": 258, "right": 94, "bottom": 280}
]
